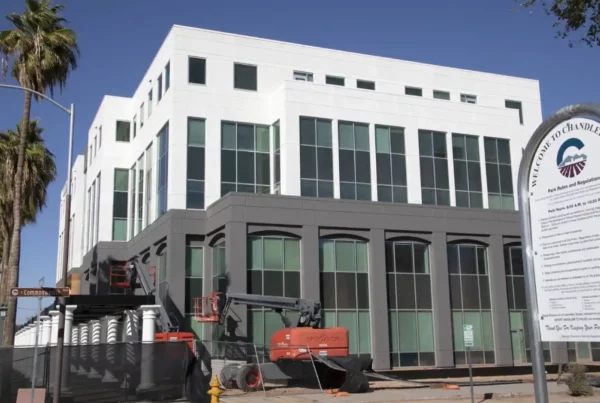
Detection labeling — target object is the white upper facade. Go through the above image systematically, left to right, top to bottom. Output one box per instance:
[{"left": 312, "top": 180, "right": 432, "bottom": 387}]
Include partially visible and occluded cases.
[{"left": 56, "top": 25, "right": 543, "bottom": 281}]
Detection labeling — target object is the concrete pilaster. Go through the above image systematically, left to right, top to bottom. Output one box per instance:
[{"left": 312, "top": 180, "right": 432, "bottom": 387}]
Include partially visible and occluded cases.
[
  {"left": 368, "top": 229, "right": 391, "bottom": 370},
  {"left": 430, "top": 232, "right": 454, "bottom": 367},
  {"left": 488, "top": 234, "right": 512, "bottom": 365}
]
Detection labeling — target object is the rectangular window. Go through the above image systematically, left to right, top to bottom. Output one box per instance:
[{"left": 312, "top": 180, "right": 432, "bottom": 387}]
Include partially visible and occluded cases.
[
  {"left": 189, "top": 57, "right": 206, "bottom": 85},
  {"left": 165, "top": 61, "right": 170, "bottom": 92},
  {"left": 234, "top": 63, "right": 257, "bottom": 91},
  {"left": 293, "top": 71, "right": 313, "bottom": 81},
  {"left": 157, "top": 74, "right": 163, "bottom": 102},
  {"left": 326, "top": 76, "right": 345, "bottom": 86},
  {"left": 357, "top": 80, "right": 375, "bottom": 90},
  {"left": 405, "top": 87, "right": 422, "bottom": 97},
  {"left": 148, "top": 89, "right": 153, "bottom": 117},
  {"left": 433, "top": 90, "right": 450, "bottom": 100},
  {"left": 461, "top": 94, "right": 477, "bottom": 104},
  {"left": 505, "top": 100, "right": 523, "bottom": 124},
  {"left": 140, "top": 103, "right": 145, "bottom": 128},
  {"left": 133, "top": 116, "right": 137, "bottom": 139},
  {"left": 300, "top": 117, "right": 333, "bottom": 198},
  {"left": 187, "top": 118, "right": 205, "bottom": 209},
  {"left": 116, "top": 120, "right": 131, "bottom": 142},
  {"left": 220, "top": 121, "right": 270, "bottom": 196},
  {"left": 273, "top": 121, "right": 281, "bottom": 193},
  {"left": 339, "top": 121, "right": 371, "bottom": 201},
  {"left": 157, "top": 123, "right": 169, "bottom": 218},
  {"left": 376, "top": 125, "right": 407, "bottom": 203},
  {"left": 98, "top": 126, "right": 102, "bottom": 149},
  {"left": 418, "top": 130, "right": 450, "bottom": 206},
  {"left": 452, "top": 134, "right": 483, "bottom": 208},
  {"left": 93, "top": 136, "right": 97, "bottom": 157},
  {"left": 485, "top": 137, "right": 514, "bottom": 210},
  {"left": 144, "top": 143, "right": 153, "bottom": 228},
  {"left": 88, "top": 145, "right": 92, "bottom": 166},
  {"left": 136, "top": 155, "right": 144, "bottom": 235},
  {"left": 129, "top": 164, "right": 136, "bottom": 239},
  {"left": 112, "top": 169, "right": 129, "bottom": 241},
  {"left": 94, "top": 173, "right": 101, "bottom": 245},
  {"left": 90, "top": 180, "right": 96, "bottom": 248},
  {"left": 86, "top": 188, "right": 91, "bottom": 250},
  {"left": 248, "top": 236, "right": 301, "bottom": 347},
  {"left": 320, "top": 239, "right": 371, "bottom": 355},
  {"left": 387, "top": 242, "right": 434, "bottom": 367},
  {"left": 185, "top": 243, "right": 204, "bottom": 339},
  {"left": 213, "top": 243, "right": 227, "bottom": 294},
  {"left": 448, "top": 243, "right": 494, "bottom": 365}
]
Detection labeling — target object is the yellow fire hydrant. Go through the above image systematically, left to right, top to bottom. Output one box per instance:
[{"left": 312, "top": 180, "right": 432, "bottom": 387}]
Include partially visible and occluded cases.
[{"left": 208, "top": 374, "right": 223, "bottom": 403}]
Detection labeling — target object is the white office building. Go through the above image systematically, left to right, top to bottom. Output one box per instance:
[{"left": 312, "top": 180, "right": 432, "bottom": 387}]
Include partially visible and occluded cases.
[{"left": 52, "top": 26, "right": 596, "bottom": 371}]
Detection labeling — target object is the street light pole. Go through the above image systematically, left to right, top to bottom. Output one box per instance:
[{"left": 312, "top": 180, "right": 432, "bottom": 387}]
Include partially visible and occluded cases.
[{"left": 0, "top": 83, "right": 74, "bottom": 403}]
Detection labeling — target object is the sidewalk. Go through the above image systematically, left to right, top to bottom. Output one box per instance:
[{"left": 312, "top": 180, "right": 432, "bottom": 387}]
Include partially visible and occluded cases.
[{"left": 220, "top": 382, "right": 594, "bottom": 403}]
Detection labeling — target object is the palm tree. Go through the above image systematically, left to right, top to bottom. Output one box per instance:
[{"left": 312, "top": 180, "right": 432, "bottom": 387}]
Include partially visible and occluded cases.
[
  {"left": 0, "top": 0, "right": 78, "bottom": 345},
  {"left": 0, "top": 119, "right": 57, "bottom": 308}
]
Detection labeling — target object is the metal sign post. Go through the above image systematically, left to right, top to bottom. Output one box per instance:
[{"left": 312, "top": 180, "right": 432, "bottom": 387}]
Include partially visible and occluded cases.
[
  {"left": 518, "top": 103, "right": 600, "bottom": 403},
  {"left": 30, "top": 278, "right": 44, "bottom": 403},
  {"left": 463, "top": 324, "right": 475, "bottom": 403}
]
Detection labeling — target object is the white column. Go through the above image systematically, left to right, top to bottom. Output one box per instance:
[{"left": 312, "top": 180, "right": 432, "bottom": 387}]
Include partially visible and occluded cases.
[
  {"left": 64, "top": 305, "right": 77, "bottom": 345},
  {"left": 137, "top": 305, "right": 160, "bottom": 393},
  {"left": 138, "top": 305, "right": 159, "bottom": 343},
  {"left": 49, "top": 310, "right": 59, "bottom": 345},
  {"left": 124, "top": 310, "right": 140, "bottom": 342},
  {"left": 41, "top": 316, "right": 51, "bottom": 345},
  {"left": 102, "top": 316, "right": 119, "bottom": 383},
  {"left": 87, "top": 320, "right": 102, "bottom": 379},
  {"left": 77, "top": 323, "right": 89, "bottom": 375},
  {"left": 27, "top": 325, "right": 35, "bottom": 346},
  {"left": 70, "top": 325, "right": 80, "bottom": 372}
]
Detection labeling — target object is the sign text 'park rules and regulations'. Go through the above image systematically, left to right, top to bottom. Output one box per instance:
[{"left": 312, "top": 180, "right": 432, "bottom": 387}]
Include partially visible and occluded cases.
[{"left": 528, "top": 117, "right": 600, "bottom": 342}]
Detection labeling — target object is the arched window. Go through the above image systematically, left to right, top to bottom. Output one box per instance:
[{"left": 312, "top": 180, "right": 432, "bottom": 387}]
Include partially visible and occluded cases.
[
  {"left": 247, "top": 235, "right": 301, "bottom": 347},
  {"left": 319, "top": 238, "right": 370, "bottom": 355},
  {"left": 386, "top": 240, "right": 434, "bottom": 367},
  {"left": 447, "top": 243, "right": 494, "bottom": 365}
]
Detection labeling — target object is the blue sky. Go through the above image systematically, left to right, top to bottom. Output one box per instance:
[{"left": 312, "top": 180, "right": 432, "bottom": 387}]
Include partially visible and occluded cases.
[{"left": 1, "top": 0, "right": 598, "bottom": 322}]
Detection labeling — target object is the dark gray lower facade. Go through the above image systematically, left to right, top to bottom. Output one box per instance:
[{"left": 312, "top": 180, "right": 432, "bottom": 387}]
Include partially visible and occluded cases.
[{"left": 73, "top": 193, "right": 578, "bottom": 370}]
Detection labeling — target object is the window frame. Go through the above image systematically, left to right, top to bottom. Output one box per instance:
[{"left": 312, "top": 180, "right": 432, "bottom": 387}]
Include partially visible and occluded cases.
[
  {"left": 188, "top": 56, "right": 207, "bottom": 86},
  {"left": 234, "top": 62, "right": 258, "bottom": 91},
  {"left": 293, "top": 71, "right": 313, "bottom": 82},
  {"left": 325, "top": 75, "right": 345, "bottom": 86},
  {"left": 357, "top": 80, "right": 375, "bottom": 90},
  {"left": 405, "top": 86, "right": 423, "bottom": 97},
  {"left": 433, "top": 90, "right": 450, "bottom": 100},
  {"left": 460, "top": 94, "right": 477, "bottom": 104}
]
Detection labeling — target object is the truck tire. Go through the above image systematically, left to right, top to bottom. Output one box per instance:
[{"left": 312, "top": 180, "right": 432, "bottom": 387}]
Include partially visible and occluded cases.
[
  {"left": 219, "top": 363, "right": 238, "bottom": 389},
  {"left": 235, "top": 364, "right": 263, "bottom": 392}
]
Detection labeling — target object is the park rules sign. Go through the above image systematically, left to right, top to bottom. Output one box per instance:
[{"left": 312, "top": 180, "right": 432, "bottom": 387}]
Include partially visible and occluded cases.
[{"left": 527, "top": 117, "right": 600, "bottom": 342}]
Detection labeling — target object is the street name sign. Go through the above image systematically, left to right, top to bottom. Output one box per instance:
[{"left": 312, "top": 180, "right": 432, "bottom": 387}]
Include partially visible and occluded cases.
[
  {"left": 10, "top": 287, "right": 70, "bottom": 297},
  {"left": 463, "top": 324, "right": 474, "bottom": 348}
]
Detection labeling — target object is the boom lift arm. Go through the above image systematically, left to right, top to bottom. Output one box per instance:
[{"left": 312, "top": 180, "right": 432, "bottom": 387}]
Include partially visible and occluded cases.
[
  {"left": 127, "top": 258, "right": 178, "bottom": 332},
  {"left": 218, "top": 293, "right": 322, "bottom": 329}
]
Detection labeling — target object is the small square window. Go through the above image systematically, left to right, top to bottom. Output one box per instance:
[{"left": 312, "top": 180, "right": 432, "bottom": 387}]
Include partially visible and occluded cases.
[
  {"left": 189, "top": 57, "right": 206, "bottom": 85},
  {"left": 234, "top": 63, "right": 257, "bottom": 91},
  {"left": 293, "top": 71, "right": 313, "bottom": 81},
  {"left": 326, "top": 76, "right": 345, "bottom": 86},
  {"left": 357, "top": 80, "right": 375, "bottom": 90},
  {"left": 405, "top": 87, "right": 422, "bottom": 97},
  {"left": 433, "top": 90, "right": 450, "bottom": 100},
  {"left": 461, "top": 94, "right": 477, "bottom": 104},
  {"left": 505, "top": 100, "right": 524, "bottom": 124},
  {"left": 116, "top": 121, "right": 131, "bottom": 142}
]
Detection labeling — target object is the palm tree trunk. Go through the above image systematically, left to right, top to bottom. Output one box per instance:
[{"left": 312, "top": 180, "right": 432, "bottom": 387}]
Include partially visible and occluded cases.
[
  {"left": 2, "top": 91, "right": 32, "bottom": 346},
  {"left": 0, "top": 235, "right": 10, "bottom": 305}
]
